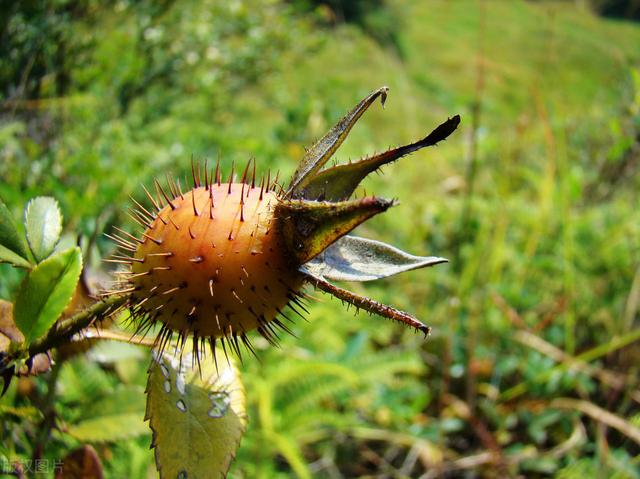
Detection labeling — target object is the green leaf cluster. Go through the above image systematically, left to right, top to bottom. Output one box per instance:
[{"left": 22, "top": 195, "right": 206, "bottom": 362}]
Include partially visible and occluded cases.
[{"left": 0, "top": 196, "right": 82, "bottom": 348}]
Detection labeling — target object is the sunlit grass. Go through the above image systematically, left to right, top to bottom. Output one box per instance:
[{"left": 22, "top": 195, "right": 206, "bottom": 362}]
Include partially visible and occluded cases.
[{"left": 1, "top": 0, "right": 639, "bottom": 477}]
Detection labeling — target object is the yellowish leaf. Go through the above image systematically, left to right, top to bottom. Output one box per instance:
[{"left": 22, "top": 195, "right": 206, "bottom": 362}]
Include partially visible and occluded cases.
[{"left": 146, "top": 349, "right": 246, "bottom": 479}]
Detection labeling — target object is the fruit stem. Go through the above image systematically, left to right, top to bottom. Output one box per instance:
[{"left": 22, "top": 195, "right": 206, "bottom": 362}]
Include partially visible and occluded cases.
[{"left": 303, "top": 272, "right": 431, "bottom": 336}]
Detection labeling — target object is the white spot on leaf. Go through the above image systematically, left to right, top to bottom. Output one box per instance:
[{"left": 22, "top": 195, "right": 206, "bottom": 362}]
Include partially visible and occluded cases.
[
  {"left": 176, "top": 372, "right": 186, "bottom": 395},
  {"left": 207, "top": 392, "right": 230, "bottom": 418}
]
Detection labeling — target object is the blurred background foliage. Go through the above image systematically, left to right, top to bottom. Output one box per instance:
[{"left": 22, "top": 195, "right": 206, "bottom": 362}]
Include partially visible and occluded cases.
[{"left": 1, "top": 0, "right": 640, "bottom": 477}]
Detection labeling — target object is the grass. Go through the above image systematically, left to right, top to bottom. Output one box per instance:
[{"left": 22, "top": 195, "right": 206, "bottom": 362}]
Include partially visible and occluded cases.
[{"left": 1, "top": 0, "right": 640, "bottom": 477}]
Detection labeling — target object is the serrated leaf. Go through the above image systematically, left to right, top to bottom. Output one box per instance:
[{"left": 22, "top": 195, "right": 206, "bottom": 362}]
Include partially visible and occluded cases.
[
  {"left": 287, "top": 86, "right": 389, "bottom": 197},
  {"left": 299, "top": 115, "right": 461, "bottom": 201},
  {"left": 277, "top": 196, "right": 393, "bottom": 264},
  {"left": 24, "top": 197, "right": 62, "bottom": 261},
  {"left": 0, "top": 198, "right": 31, "bottom": 266},
  {"left": 303, "top": 235, "right": 447, "bottom": 281},
  {"left": 14, "top": 247, "right": 83, "bottom": 345},
  {"left": 146, "top": 349, "right": 246, "bottom": 479},
  {"left": 66, "top": 386, "right": 148, "bottom": 442}
]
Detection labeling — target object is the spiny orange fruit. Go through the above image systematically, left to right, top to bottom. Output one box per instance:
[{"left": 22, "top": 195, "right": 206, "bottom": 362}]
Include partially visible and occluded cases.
[
  {"left": 107, "top": 86, "right": 460, "bottom": 360},
  {"left": 109, "top": 165, "right": 306, "bottom": 357},
  {"left": 131, "top": 182, "right": 301, "bottom": 339}
]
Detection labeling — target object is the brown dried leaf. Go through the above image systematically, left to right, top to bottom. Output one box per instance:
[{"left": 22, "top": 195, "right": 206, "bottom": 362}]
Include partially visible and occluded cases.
[
  {"left": 0, "top": 299, "right": 23, "bottom": 346},
  {"left": 55, "top": 445, "right": 104, "bottom": 479}
]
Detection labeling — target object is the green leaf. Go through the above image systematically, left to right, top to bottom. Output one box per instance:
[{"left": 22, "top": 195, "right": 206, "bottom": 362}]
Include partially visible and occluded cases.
[
  {"left": 287, "top": 86, "right": 389, "bottom": 197},
  {"left": 298, "top": 115, "right": 461, "bottom": 201},
  {"left": 276, "top": 196, "right": 393, "bottom": 264},
  {"left": 0, "top": 197, "right": 31, "bottom": 266},
  {"left": 24, "top": 197, "right": 63, "bottom": 261},
  {"left": 303, "top": 235, "right": 447, "bottom": 281},
  {"left": 0, "top": 244, "right": 32, "bottom": 269},
  {"left": 14, "top": 247, "right": 83, "bottom": 345},
  {"left": 146, "top": 349, "right": 247, "bottom": 479},
  {"left": 59, "top": 357, "right": 112, "bottom": 404},
  {"left": 66, "top": 386, "right": 148, "bottom": 442},
  {"left": 0, "top": 404, "right": 42, "bottom": 420},
  {"left": 0, "top": 404, "right": 43, "bottom": 422},
  {"left": 66, "top": 412, "right": 148, "bottom": 442},
  {"left": 269, "top": 433, "right": 312, "bottom": 479}
]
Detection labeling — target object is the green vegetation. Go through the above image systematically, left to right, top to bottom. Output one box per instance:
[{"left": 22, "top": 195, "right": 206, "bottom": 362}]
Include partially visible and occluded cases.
[{"left": 2, "top": 0, "right": 640, "bottom": 477}]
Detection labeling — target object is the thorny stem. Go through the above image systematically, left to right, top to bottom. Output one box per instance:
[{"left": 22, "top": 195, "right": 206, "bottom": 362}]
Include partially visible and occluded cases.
[
  {"left": 304, "top": 273, "right": 431, "bottom": 336},
  {"left": 27, "top": 293, "right": 130, "bottom": 358}
]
